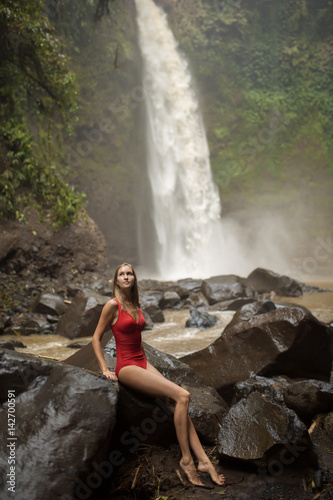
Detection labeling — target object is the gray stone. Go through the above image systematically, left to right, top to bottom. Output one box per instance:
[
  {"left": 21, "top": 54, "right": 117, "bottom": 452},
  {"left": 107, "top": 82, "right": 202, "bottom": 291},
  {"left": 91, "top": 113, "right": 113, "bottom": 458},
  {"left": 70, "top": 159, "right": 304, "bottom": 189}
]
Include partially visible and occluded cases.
[
  {"left": 244, "top": 268, "right": 303, "bottom": 297},
  {"left": 201, "top": 275, "right": 255, "bottom": 305},
  {"left": 56, "top": 288, "right": 109, "bottom": 339},
  {"left": 159, "top": 290, "right": 181, "bottom": 309},
  {"left": 32, "top": 292, "right": 67, "bottom": 316},
  {"left": 224, "top": 300, "right": 276, "bottom": 331},
  {"left": 181, "top": 307, "right": 333, "bottom": 402},
  {"left": 185, "top": 309, "right": 219, "bottom": 329},
  {"left": 65, "top": 334, "right": 228, "bottom": 445},
  {"left": 0, "top": 349, "right": 118, "bottom": 500},
  {"left": 283, "top": 380, "right": 333, "bottom": 425},
  {"left": 218, "top": 391, "right": 316, "bottom": 468}
]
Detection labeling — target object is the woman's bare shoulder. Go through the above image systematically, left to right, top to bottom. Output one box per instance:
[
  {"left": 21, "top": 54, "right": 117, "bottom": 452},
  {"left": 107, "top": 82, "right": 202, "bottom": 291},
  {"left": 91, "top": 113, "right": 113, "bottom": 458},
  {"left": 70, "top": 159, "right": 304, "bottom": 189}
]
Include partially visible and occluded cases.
[
  {"left": 102, "top": 298, "right": 118, "bottom": 316},
  {"left": 105, "top": 298, "right": 118, "bottom": 308}
]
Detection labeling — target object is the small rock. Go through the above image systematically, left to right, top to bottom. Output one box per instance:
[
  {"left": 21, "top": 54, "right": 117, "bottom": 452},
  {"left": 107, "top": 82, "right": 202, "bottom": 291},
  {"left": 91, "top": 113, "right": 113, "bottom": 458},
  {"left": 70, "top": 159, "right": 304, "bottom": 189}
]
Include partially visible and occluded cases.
[{"left": 185, "top": 309, "right": 219, "bottom": 329}]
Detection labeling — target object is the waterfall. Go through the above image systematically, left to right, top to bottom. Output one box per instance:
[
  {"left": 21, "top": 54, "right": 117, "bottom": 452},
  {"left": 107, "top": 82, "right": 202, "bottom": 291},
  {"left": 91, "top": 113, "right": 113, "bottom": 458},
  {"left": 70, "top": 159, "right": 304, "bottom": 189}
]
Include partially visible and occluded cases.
[{"left": 135, "top": 0, "right": 225, "bottom": 279}]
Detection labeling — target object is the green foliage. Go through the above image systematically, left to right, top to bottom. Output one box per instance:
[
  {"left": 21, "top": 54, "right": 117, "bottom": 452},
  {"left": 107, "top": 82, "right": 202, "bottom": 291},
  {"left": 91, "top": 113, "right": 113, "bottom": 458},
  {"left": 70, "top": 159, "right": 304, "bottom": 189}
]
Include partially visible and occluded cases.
[
  {"left": 0, "top": 0, "right": 82, "bottom": 225},
  {"left": 167, "top": 0, "right": 333, "bottom": 201},
  {"left": 0, "top": 119, "right": 85, "bottom": 224}
]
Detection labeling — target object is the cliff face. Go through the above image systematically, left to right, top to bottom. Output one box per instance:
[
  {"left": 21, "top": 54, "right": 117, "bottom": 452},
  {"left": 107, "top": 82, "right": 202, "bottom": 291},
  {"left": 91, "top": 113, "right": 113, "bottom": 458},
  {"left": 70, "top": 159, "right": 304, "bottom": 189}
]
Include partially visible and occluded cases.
[
  {"left": 2, "top": 0, "right": 332, "bottom": 270},
  {"left": 74, "top": 0, "right": 333, "bottom": 268},
  {"left": 0, "top": 210, "right": 110, "bottom": 281}
]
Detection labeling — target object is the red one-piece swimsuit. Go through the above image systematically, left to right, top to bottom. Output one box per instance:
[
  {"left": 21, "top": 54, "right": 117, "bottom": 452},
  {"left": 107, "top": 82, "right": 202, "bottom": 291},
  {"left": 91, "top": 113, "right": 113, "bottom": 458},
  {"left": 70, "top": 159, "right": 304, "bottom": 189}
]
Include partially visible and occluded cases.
[{"left": 111, "top": 299, "right": 147, "bottom": 378}]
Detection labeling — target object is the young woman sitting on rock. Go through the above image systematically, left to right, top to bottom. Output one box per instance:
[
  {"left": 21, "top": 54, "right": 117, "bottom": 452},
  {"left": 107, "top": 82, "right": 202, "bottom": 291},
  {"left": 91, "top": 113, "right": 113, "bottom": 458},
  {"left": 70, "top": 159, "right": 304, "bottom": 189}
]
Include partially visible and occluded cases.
[{"left": 92, "top": 262, "right": 225, "bottom": 488}]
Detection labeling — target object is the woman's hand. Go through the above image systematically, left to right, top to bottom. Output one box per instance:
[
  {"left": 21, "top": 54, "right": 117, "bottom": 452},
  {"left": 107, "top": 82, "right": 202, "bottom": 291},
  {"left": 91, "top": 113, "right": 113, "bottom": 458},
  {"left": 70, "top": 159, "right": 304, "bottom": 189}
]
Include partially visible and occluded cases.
[{"left": 102, "top": 368, "right": 118, "bottom": 381}]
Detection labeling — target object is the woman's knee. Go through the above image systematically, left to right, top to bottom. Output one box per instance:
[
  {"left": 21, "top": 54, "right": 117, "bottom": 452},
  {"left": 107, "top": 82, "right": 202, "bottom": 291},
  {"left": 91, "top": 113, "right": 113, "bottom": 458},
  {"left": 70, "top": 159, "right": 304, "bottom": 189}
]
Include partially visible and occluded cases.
[{"left": 178, "top": 388, "right": 190, "bottom": 406}]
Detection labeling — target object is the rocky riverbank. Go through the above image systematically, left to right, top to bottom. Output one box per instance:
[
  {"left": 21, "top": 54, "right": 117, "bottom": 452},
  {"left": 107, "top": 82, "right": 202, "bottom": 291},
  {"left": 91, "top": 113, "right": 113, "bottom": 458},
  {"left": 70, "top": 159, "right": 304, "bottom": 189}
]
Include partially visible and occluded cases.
[{"left": 0, "top": 216, "right": 333, "bottom": 500}]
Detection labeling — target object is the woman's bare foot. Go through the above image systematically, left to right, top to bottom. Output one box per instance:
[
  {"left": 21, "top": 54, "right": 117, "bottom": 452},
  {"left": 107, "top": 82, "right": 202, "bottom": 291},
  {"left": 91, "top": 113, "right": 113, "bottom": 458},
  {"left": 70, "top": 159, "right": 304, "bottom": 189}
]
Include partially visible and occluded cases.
[
  {"left": 180, "top": 457, "right": 205, "bottom": 486},
  {"left": 198, "top": 460, "right": 225, "bottom": 486}
]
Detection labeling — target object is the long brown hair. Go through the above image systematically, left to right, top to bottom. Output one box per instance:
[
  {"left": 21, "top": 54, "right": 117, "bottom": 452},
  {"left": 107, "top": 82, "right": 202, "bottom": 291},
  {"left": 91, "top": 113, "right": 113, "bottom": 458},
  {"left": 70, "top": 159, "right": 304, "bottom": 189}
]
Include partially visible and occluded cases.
[{"left": 112, "top": 262, "right": 140, "bottom": 308}]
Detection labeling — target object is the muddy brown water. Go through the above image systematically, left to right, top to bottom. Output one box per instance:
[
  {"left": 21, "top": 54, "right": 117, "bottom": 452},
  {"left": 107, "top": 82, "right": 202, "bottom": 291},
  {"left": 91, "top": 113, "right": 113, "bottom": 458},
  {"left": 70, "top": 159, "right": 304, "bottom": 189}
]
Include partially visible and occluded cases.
[{"left": 3, "top": 281, "right": 333, "bottom": 362}]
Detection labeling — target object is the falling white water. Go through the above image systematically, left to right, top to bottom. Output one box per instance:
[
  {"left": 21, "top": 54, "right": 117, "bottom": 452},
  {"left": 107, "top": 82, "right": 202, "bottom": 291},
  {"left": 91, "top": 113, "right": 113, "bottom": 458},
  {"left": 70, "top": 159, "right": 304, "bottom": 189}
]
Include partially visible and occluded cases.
[{"left": 135, "top": 0, "right": 226, "bottom": 279}]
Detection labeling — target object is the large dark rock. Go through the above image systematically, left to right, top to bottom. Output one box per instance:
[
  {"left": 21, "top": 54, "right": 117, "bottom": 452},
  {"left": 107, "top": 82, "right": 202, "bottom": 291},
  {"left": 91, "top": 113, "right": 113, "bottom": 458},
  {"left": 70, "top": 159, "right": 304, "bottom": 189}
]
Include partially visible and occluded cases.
[
  {"left": 244, "top": 268, "right": 303, "bottom": 297},
  {"left": 201, "top": 275, "right": 255, "bottom": 305},
  {"left": 176, "top": 278, "right": 203, "bottom": 293},
  {"left": 56, "top": 288, "right": 109, "bottom": 339},
  {"left": 140, "top": 290, "right": 164, "bottom": 322},
  {"left": 159, "top": 290, "right": 181, "bottom": 309},
  {"left": 32, "top": 292, "right": 67, "bottom": 316},
  {"left": 207, "top": 297, "right": 256, "bottom": 311},
  {"left": 224, "top": 300, "right": 276, "bottom": 331},
  {"left": 142, "top": 304, "right": 164, "bottom": 323},
  {"left": 181, "top": 307, "right": 333, "bottom": 402},
  {"left": 6, "top": 314, "right": 54, "bottom": 336},
  {"left": 65, "top": 335, "right": 228, "bottom": 445},
  {"left": 0, "top": 341, "right": 15, "bottom": 350},
  {"left": 0, "top": 348, "right": 117, "bottom": 500},
  {"left": 232, "top": 374, "right": 290, "bottom": 406},
  {"left": 283, "top": 380, "right": 333, "bottom": 426},
  {"left": 218, "top": 391, "right": 317, "bottom": 469}
]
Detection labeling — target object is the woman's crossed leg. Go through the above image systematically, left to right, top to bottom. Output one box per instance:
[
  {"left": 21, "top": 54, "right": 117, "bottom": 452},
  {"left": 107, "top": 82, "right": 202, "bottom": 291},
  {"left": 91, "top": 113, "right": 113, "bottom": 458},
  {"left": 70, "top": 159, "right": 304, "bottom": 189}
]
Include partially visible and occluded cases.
[{"left": 118, "top": 363, "right": 225, "bottom": 487}]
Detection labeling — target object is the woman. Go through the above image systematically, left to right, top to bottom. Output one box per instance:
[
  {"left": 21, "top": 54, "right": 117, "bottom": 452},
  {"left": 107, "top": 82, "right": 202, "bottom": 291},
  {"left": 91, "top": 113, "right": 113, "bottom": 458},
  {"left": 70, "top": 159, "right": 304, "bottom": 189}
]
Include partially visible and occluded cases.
[{"left": 92, "top": 262, "right": 225, "bottom": 488}]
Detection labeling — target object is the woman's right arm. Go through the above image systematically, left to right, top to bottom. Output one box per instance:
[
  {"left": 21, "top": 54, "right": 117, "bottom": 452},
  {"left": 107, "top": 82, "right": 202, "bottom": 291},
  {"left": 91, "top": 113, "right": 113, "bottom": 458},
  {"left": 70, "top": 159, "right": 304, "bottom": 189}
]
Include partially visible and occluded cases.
[{"left": 92, "top": 299, "right": 118, "bottom": 380}]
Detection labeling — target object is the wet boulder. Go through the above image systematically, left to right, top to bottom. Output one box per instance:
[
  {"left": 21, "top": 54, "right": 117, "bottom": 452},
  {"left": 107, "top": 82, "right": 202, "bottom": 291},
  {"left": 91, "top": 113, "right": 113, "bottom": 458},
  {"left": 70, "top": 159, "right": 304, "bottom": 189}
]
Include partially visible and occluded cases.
[
  {"left": 244, "top": 268, "right": 303, "bottom": 297},
  {"left": 201, "top": 275, "right": 255, "bottom": 305},
  {"left": 176, "top": 278, "right": 203, "bottom": 293},
  {"left": 56, "top": 288, "right": 109, "bottom": 339},
  {"left": 140, "top": 289, "right": 164, "bottom": 307},
  {"left": 140, "top": 290, "right": 164, "bottom": 322},
  {"left": 159, "top": 290, "right": 181, "bottom": 309},
  {"left": 184, "top": 291, "right": 209, "bottom": 310},
  {"left": 32, "top": 292, "right": 67, "bottom": 316},
  {"left": 207, "top": 297, "right": 256, "bottom": 311},
  {"left": 224, "top": 300, "right": 276, "bottom": 331},
  {"left": 142, "top": 304, "right": 164, "bottom": 323},
  {"left": 181, "top": 307, "right": 333, "bottom": 402},
  {"left": 141, "top": 309, "right": 154, "bottom": 329},
  {"left": 185, "top": 309, "right": 219, "bottom": 329},
  {"left": 9, "top": 315, "right": 54, "bottom": 336},
  {"left": 65, "top": 334, "right": 229, "bottom": 445},
  {"left": 0, "top": 341, "right": 15, "bottom": 350},
  {"left": 0, "top": 348, "right": 118, "bottom": 500},
  {"left": 232, "top": 374, "right": 290, "bottom": 406},
  {"left": 283, "top": 380, "right": 333, "bottom": 426},
  {"left": 218, "top": 391, "right": 316, "bottom": 469}
]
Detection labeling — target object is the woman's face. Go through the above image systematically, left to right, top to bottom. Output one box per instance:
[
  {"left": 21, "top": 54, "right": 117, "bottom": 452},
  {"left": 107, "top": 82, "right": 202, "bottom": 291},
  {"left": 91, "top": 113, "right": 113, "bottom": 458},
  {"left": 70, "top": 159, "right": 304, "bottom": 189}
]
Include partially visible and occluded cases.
[{"left": 117, "top": 265, "right": 135, "bottom": 290}]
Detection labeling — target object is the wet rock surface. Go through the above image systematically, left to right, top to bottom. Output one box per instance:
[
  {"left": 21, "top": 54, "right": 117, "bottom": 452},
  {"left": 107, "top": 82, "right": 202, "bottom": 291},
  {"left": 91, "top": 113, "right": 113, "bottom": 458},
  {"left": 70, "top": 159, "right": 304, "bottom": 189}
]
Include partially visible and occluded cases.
[
  {"left": 0, "top": 218, "right": 333, "bottom": 499},
  {"left": 244, "top": 267, "right": 304, "bottom": 297},
  {"left": 201, "top": 274, "right": 256, "bottom": 304},
  {"left": 56, "top": 288, "right": 110, "bottom": 339},
  {"left": 32, "top": 292, "right": 68, "bottom": 316},
  {"left": 181, "top": 307, "right": 333, "bottom": 402},
  {"left": 185, "top": 308, "right": 219, "bottom": 329},
  {"left": 65, "top": 334, "right": 229, "bottom": 445},
  {"left": 0, "top": 349, "right": 118, "bottom": 500},
  {"left": 283, "top": 379, "right": 333, "bottom": 426},
  {"left": 218, "top": 391, "right": 316, "bottom": 467}
]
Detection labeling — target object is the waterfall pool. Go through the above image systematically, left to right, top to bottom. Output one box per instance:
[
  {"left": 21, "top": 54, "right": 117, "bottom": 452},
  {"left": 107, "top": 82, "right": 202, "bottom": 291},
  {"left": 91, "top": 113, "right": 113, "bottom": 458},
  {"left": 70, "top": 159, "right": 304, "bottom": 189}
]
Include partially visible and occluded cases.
[{"left": 3, "top": 281, "right": 332, "bottom": 362}]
